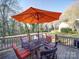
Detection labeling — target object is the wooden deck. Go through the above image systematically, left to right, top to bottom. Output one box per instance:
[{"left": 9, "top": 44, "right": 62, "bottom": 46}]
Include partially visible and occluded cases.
[{"left": 0, "top": 44, "right": 79, "bottom": 59}]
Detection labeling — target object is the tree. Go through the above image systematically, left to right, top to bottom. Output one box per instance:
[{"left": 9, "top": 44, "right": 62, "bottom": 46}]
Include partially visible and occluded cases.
[
  {"left": 0, "top": 0, "right": 21, "bottom": 37},
  {"left": 0, "top": 0, "right": 21, "bottom": 44},
  {"left": 30, "top": 24, "right": 39, "bottom": 33}
]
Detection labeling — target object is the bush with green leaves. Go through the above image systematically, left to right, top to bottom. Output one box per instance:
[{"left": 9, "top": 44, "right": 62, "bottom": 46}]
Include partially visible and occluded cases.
[{"left": 61, "top": 28, "right": 72, "bottom": 33}]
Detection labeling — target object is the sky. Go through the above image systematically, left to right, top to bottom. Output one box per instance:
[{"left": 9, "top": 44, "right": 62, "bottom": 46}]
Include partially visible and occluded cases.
[{"left": 18, "top": 0, "right": 75, "bottom": 12}]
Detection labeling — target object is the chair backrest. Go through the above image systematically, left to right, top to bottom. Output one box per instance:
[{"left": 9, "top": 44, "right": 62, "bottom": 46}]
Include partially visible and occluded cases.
[
  {"left": 46, "top": 36, "right": 52, "bottom": 43},
  {"left": 21, "top": 37, "right": 30, "bottom": 49},
  {"left": 21, "top": 37, "right": 29, "bottom": 43},
  {"left": 12, "top": 44, "right": 22, "bottom": 59}
]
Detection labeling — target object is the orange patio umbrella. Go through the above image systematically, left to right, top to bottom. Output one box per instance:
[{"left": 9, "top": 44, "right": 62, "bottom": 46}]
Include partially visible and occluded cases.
[
  {"left": 11, "top": 7, "right": 61, "bottom": 40},
  {"left": 11, "top": 7, "right": 61, "bottom": 24}
]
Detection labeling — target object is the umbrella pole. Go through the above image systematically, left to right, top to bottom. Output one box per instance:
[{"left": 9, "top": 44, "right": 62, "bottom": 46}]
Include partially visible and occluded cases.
[
  {"left": 36, "top": 13, "right": 40, "bottom": 40},
  {"left": 38, "top": 23, "right": 39, "bottom": 40},
  {"left": 25, "top": 24, "right": 31, "bottom": 42},
  {"left": 41, "top": 24, "right": 44, "bottom": 38},
  {"left": 28, "top": 30, "right": 31, "bottom": 42}
]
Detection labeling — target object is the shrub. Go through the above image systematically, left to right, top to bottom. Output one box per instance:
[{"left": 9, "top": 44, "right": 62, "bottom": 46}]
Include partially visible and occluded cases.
[{"left": 61, "top": 28, "right": 72, "bottom": 33}]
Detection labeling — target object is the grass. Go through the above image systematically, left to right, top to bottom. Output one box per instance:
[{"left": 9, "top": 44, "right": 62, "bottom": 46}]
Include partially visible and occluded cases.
[
  {"left": 49, "top": 30, "right": 79, "bottom": 38},
  {"left": 49, "top": 30, "right": 61, "bottom": 34}
]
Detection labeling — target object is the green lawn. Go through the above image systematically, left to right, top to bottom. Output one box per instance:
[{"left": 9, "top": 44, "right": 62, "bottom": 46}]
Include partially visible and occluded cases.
[{"left": 49, "top": 30, "right": 79, "bottom": 37}]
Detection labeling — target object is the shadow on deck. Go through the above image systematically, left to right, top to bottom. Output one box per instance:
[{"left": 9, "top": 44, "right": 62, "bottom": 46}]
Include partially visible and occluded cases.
[{"left": 0, "top": 44, "right": 79, "bottom": 59}]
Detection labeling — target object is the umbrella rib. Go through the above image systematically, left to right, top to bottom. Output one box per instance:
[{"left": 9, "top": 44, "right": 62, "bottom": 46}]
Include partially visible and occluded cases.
[
  {"left": 31, "top": 7, "right": 38, "bottom": 12},
  {"left": 17, "top": 8, "right": 38, "bottom": 16},
  {"left": 39, "top": 12, "right": 59, "bottom": 20},
  {"left": 14, "top": 13, "right": 35, "bottom": 17},
  {"left": 20, "top": 13, "right": 38, "bottom": 21},
  {"left": 22, "top": 14, "right": 36, "bottom": 23},
  {"left": 29, "top": 14, "right": 37, "bottom": 23}
]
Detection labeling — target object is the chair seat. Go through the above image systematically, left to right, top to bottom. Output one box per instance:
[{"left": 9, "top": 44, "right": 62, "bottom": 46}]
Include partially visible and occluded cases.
[
  {"left": 12, "top": 44, "right": 31, "bottom": 59},
  {"left": 20, "top": 49, "right": 30, "bottom": 55},
  {"left": 20, "top": 51, "right": 31, "bottom": 59}
]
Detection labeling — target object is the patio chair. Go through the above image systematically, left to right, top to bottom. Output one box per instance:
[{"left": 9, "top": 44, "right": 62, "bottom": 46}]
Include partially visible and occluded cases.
[
  {"left": 40, "top": 35, "right": 52, "bottom": 45},
  {"left": 46, "top": 35, "right": 52, "bottom": 43},
  {"left": 20, "top": 37, "right": 31, "bottom": 50},
  {"left": 12, "top": 44, "right": 31, "bottom": 59},
  {"left": 40, "top": 47, "right": 57, "bottom": 59}
]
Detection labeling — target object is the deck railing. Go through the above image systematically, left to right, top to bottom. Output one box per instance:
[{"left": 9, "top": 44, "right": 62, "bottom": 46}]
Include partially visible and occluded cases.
[
  {"left": 0, "top": 33, "right": 45, "bottom": 51},
  {"left": 0, "top": 33, "right": 79, "bottom": 51},
  {"left": 57, "top": 34, "right": 79, "bottom": 48}
]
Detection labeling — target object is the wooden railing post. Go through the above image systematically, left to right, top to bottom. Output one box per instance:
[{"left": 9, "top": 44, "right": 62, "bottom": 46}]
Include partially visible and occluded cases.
[{"left": 54, "top": 34, "right": 58, "bottom": 47}]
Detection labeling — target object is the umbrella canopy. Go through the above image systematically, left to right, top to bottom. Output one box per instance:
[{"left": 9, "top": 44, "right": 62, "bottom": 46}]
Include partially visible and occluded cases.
[
  {"left": 11, "top": 7, "right": 61, "bottom": 24},
  {"left": 11, "top": 7, "right": 61, "bottom": 41}
]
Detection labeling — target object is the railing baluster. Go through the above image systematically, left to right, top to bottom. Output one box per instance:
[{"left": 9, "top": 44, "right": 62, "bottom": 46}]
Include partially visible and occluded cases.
[
  {"left": 56, "top": 34, "right": 79, "bottom": 49},
  {"left": 9, "top": 38, "right": 11, "bottom": 48},
  {"left": 16, "top": 38, "right": 19, "bottom": 46},
  {"left": 0, "top": 39, "right": 2, "bottom": 50},
  {"left": 6, "top": 39, "right": 8, "bottom": 48}
]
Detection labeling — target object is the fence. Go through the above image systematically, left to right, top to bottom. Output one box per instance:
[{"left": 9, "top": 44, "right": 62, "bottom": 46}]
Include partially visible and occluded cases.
[
  {"left": 0, "top": 33, "right": 46, "bottom": 51},
  {"left": 0, "top": 33, "right": 79, "bottom": 51},
  {"left": 57, "top": 34, "right": 79, "bottom": 48}
]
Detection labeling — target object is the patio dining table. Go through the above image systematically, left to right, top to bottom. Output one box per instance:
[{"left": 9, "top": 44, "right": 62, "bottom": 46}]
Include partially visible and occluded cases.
[
  {"left": 21, "top": 36, "right": 57, "bottom": 58},
  {"left": 30, "top": 40, "right": 52, "bottom": 50},
  {"left": 34, "top": 42, "right": 57, "bottom": 59}
]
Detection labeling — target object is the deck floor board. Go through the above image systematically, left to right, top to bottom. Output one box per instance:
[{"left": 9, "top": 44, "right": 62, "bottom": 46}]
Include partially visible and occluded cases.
[{"left": 0, "top": 44, "right": 79, "bottom": 59}]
